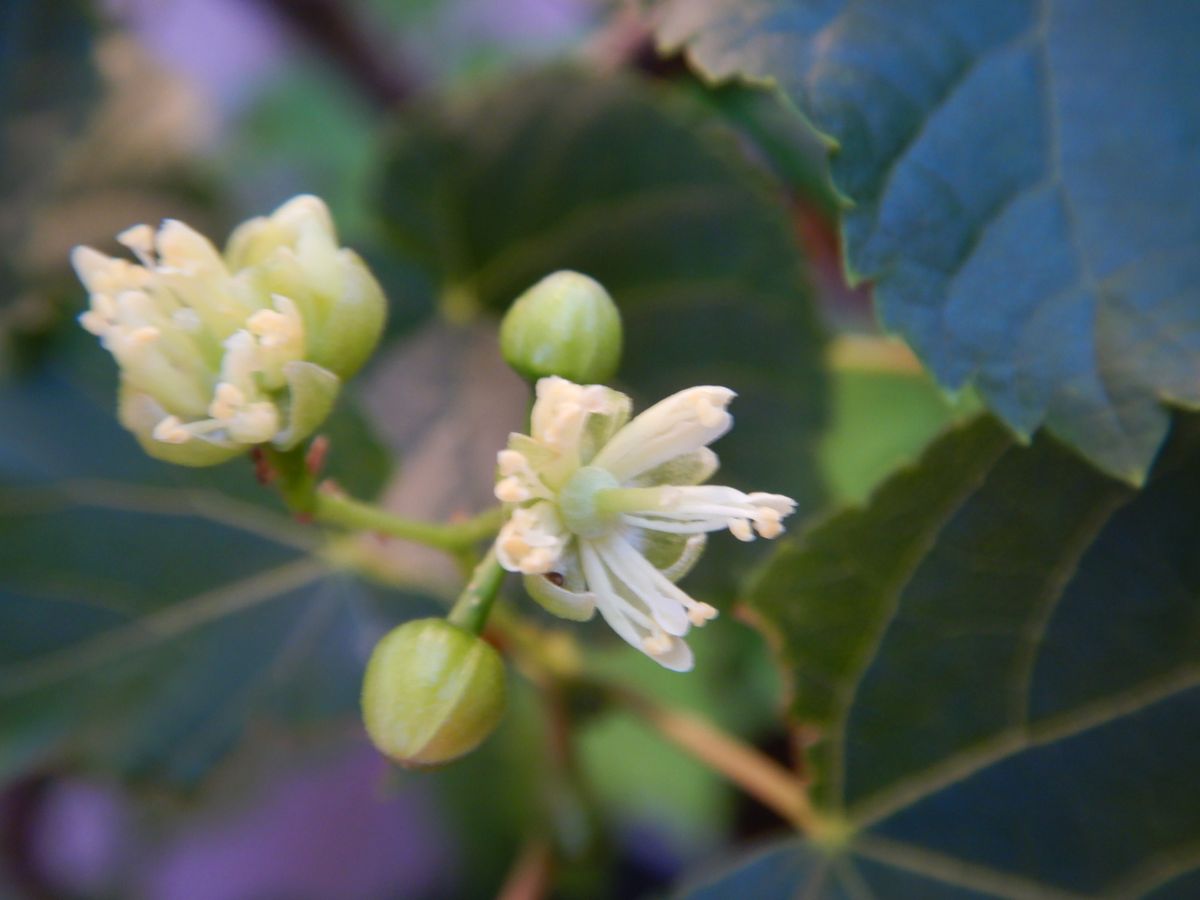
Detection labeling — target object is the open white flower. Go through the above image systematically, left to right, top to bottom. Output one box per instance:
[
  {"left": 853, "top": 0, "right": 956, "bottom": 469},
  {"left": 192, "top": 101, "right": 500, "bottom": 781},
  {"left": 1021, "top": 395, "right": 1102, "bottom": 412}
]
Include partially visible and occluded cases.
[
  {"left": 72, "top": 195, "right": 386, "bottom": 466},
  {"left": 494, "top": 376, "right": 796, "bottom": 671}
]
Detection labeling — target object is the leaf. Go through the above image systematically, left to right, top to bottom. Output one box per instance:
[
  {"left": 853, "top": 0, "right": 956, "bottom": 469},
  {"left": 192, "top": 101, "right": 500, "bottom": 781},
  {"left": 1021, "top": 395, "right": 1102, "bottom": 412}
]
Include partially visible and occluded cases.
[
  {"left": 0, "top": 0, "right": 98, "bottom": 362},
  {"left": 0, "top": 0, "right": 96, "bottom": 225},
  {"left": 658, "top": 0, "right": 1200, "bottom": 484},
  {"left": 375, "top": 71, "right": 828, "bottom": 523},
  {"left": 684, "top": 81, "right": 839, "bottom": 218},
  {"left": 0, "top": 336, "right": 431, "bottom": 785},
  {"left": 818, "top": 360, "right": 980, "bottom": 505},
  {"left": 692, "top": 415, "right": 1200, "bottom": 896},
  {"left": 578, "top": 622, "right": 782, "bottom": 847}
]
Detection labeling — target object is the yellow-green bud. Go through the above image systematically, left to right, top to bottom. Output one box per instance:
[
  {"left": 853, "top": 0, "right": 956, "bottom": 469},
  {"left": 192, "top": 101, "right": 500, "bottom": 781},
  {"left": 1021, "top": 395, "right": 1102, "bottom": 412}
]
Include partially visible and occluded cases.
[
  {"left": 72, "top": 195, "right": 387, "bottom": 466},
  {"left": 499, "top": 270, "right": 622, "bottom": 384},
  {"left": 361, "top": 618, "right": 506, "bottom": 767}
]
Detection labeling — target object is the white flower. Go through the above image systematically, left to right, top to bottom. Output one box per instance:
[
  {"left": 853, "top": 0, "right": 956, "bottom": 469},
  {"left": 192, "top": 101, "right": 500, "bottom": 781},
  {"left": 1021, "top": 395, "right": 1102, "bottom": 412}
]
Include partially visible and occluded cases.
[
  {"left": 72, "top": 195, "right": 386, "bottom": 466},
  {"left": 494, "top": 376, "right": 796, "bottom": 671}
]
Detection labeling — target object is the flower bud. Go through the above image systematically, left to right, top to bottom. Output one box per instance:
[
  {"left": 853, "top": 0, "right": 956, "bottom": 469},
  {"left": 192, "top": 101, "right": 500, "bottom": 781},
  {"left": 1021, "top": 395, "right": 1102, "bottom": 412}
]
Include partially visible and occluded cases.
[
  {"left": 72, "top": 195, "right": 387, "bottom": 466},
  {"left": 500, "top": 270, "right": 622, "bottom": 384},
  {"left": 361, "top": 618, "right": 506, "bottom": 767}
]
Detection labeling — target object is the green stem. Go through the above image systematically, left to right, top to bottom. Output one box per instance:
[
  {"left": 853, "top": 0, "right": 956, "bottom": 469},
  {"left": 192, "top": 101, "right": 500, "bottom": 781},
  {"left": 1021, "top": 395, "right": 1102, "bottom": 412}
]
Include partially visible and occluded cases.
[
  {"left": 263, "top": 444, "right": 502, "bottom": 554},
  {"left": 314, "top": 492, "right": 502, "bottom": 550},
  {"left": 447, "top": 546, "right": 506, "bottom": 634}
]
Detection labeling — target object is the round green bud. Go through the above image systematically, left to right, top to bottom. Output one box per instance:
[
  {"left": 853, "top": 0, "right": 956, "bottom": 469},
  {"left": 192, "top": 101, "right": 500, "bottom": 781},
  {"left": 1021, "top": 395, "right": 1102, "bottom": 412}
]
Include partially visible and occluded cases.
[
  {"left": 500, "top": 270, "right": 622, "bottom": 383},
  {"left": 361, "top": 618, "right": 506, "bottom": 768}
]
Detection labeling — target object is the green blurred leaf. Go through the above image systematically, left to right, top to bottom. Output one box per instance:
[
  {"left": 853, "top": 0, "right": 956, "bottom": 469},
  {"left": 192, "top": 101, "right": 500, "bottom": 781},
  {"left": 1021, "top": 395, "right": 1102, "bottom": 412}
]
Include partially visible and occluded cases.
[
  {"left": 0, "top": 0, "right": 98, "bottom": 363},
  {"left": 0, "top": 0, "right": 96, "bottom": 218},
  {"left": 658, "top": 0, "right": 1200, "bottom": 484},
  {"left": 223, "top": 63, "right": 377, "bottom": 242},
  {"left": 376, "top": 71, "right": 828, "bottom": 586},
  {"left": 686, "top": 81, "right": 838, "bottom": 218},
  {"left": 0, "top": 335, "right": 425, "bottom": 785},
  {"left": 819, "top": 364, "right": 979, "bottom": 505},
  {"left": 693, "top": 415, "right": 1200, "bottom": 896},
  {"left": 578, "top": 622, "right": 781, "bottom": 848}
]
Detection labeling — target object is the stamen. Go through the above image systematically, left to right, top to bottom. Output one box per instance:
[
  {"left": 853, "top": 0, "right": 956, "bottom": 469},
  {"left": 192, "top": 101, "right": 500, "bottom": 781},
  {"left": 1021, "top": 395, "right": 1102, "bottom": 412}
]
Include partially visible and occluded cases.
[
  {"left": 156, "top": 219, "right": 225, "bottom": 273},
  {"left": 117, "top": 224, "right": 156, "bottom": 266},
  {"left": 71, "top": 246, "right": 115, "bottom": 292},
  {"left": 93, "top": 293, "right": 117, "bottom": 320},
  {"left": 79, "top": 311, "right": 109, "bottom": 336},
  {"left": 128, "top": 326, "right": 160, "bottom": 345},
  {"left": 530, "top": 378, "right": 619, "bottom": 453},
  {"left": 209, "top": 382, "right": 246, "bottom": 420},
  {"left": 691, "top": 391, "right": 729, "bottom": 428},
  {"left": 227, "top": 402, "right": 280, "bottom": 444},
  {"left": 152, "top": 416, "right": 191, "bottom": 444},
  {"left": 494, "top": 449, "right": 552, "bottom": 503},
  {"left": 497, "top": 449, "right": 526, "bottom": 477},
  {"left": 495, "top": 477, "right": 530, "bottom": 503},
  {"left": 495, "top": 504, "right": 568, "bottom": 575},
  {"left": 755, "top": 508, "right": 784, "bottom": 538},
  {"left": 729, "top": 519, "right": 754, "bottom": 541},
  {"left": 642, "top": 633, "right": 673, "bottom": 656}
]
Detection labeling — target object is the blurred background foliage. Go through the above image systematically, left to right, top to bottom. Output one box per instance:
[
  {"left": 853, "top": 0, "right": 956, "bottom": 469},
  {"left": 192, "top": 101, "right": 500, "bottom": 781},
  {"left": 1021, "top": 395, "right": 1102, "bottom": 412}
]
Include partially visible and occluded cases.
[{"left": 3, "top": 1, "right": 1189, "bottom": 898}]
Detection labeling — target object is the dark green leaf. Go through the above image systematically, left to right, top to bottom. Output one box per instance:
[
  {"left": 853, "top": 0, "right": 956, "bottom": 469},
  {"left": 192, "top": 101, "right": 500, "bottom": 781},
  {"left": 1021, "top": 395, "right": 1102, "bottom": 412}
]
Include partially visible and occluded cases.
[
  {"left": 0, "top": 0, "right": 98, "bottom": 362},
  {"left": 0, "top": 0, "right": 96, "bottom": 213},
  {"left": 659, "top": 0, "right": 1200, "bottom": 483},
  {"left": 375, "top": 71, "right": 827, "bottom": 524},
  {"left": 696, "top": 415, "right": 1200, "bottom": 895}
]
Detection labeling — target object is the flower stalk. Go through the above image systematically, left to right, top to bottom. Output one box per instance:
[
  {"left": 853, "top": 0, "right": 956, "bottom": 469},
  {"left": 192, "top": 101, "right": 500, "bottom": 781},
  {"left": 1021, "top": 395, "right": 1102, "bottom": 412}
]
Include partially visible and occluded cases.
[
  {"left": 262, "top": 443, "right": 502, "bottom": 555},
  {"left": 447, "top": 546, "right": 507, "bottom": 634}
]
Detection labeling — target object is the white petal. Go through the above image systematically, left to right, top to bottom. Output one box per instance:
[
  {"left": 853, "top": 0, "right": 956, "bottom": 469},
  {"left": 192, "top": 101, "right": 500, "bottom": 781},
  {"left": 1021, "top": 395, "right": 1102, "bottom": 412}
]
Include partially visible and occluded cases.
[
  {"left": 591, "top": 386, "right": 735, "bottom": 483},
  {"left": 595, "top": 536, "right": 690, "bottom": 636},
  {"left": 579, "top": 541, "right": 649, "bottom": 651},
  {"left": 522, "top": 572, "right": 596, "bottom": 622},
  {"left": 650, "top": 636, "right": 694, "bottom": 672}
]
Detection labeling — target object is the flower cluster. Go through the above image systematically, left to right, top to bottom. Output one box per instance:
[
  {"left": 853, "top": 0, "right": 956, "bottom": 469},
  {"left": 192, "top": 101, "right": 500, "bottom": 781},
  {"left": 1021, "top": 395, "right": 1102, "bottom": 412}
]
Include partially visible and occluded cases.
[
  {"left": 72, "top": 195, "right": 386, "bottom": 466},
  {"left": 494, "top": 376, "right": 796, "bottom": 671}
]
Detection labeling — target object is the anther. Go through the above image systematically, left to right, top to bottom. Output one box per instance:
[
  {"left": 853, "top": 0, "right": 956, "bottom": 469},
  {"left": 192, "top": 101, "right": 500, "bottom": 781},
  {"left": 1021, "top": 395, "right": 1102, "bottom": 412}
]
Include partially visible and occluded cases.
[
  {"left": 117, "top": 224, "right": 156, "bottom": 265},
  {"left": 128, "top": 326, "right": 160, "bottom": 345},
  {"left": 209, "top": 382, "right": 246, "bottom": 420},
  {"left": 152, "top": 416, "right": 190, "bottom": 444},
  {"left": 497, "top": 449, "right": 526, "bottom": 477},
  {"left": 495, "top": 477, "right": 530, "bottom": 503},
  {"left": 729, "top": 519, "right": 755, "bottom": 542}
]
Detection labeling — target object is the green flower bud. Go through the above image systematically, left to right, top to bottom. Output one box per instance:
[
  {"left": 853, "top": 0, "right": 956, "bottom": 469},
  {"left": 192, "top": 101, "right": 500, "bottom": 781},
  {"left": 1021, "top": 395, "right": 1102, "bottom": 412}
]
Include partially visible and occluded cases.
[
  {"left": 72, "top": 195, "right": 387, "bottom": 466},
  {"left": 500, "top": 270, "right": 622, "bottom": 384},
  {"left": 361, "top": 618, "right": 506, "bottom": 767}
]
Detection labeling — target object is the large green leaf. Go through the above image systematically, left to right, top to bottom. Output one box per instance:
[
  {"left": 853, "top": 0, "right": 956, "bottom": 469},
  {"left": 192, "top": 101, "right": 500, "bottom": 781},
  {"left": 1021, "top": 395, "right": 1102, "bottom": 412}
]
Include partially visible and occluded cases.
[
  {"left": 657, "top": 0, "right": 1200, "bottom": 484},
  {"left": 375, "top": 71, "right": 827, "bottom": 520},
  {"left": 0, "top": 338, "right": 430, "bottom": 785},
  {"left": 684, "top": 415, "right": 1200, "bottom": 896}
]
